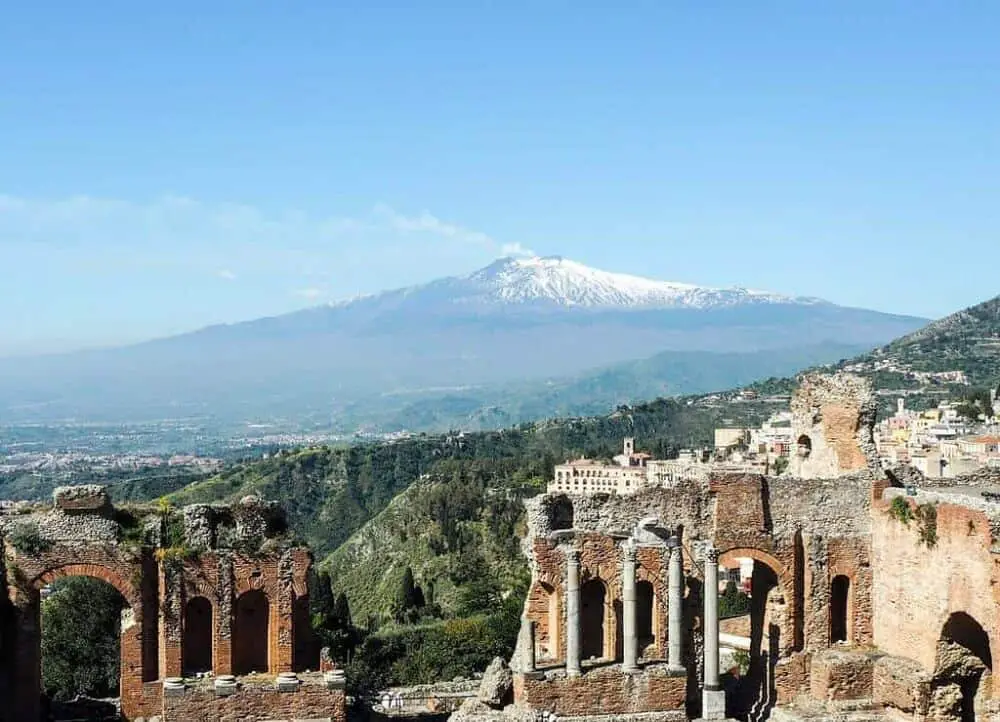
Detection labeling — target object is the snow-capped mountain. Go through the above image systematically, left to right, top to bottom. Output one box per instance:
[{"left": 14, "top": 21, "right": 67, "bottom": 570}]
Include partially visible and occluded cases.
[
  {"left": 0, "top": 256, "right": 926, "bottom": 424},
  {"left": 334, "top": 256, "right": 825, "bottom": 315},
  {"left": 456, "top": 256, "right": 822, "bottom": 309}
]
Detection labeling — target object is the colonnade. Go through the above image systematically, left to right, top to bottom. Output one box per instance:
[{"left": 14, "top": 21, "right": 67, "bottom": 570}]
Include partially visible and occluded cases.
[{"left": 522, "top": 537, "right": 726, "bottom": 719}]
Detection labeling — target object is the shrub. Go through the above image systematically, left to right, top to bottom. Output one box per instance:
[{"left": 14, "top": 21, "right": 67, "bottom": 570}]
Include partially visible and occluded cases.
[
  {"left": 889, "top": 496, "right": 914, "bottom": 525},
  {"left": 916, "top": 503, "right": 938, "bottom": 547},
  {"left": 7, "top": 521, "right": 51, "bottom": 555}
]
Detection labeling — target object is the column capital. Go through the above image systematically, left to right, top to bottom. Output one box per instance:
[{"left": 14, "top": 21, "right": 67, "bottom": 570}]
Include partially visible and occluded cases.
[
  {"left": 622, "top": 538, "right": 638, "bottom": 562},
  {"left": 704, "top": 546, "right": 719, "bottom": 564},
  {"left": 565, "top": 547, "right": 581, "bottom": 565}
]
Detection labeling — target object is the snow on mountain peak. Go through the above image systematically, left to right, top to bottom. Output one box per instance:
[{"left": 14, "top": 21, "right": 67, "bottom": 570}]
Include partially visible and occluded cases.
[{"left": 463, "top": 256, "right": 817, "bottom": 309}]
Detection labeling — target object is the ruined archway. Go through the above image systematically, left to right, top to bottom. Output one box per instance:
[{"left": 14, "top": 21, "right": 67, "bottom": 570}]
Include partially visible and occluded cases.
[
  {"left": 718, "top": 550, "right": 788, "bottom": 720},
  {"left": 11, "top": 562, "right": 151, "bottom": 722},
  {"left": 830, "top": 575, "right": 850, "bottom": 644},
  {"left": 581, "top": 579, "right": 607, "bottom": 660},
  {"left": 234, "top": 589, "right": 270, "bottom": 674},
  {"left": 183, "top": 596, "right": 213, "bottom": 675},
  {"left": 933, "top": 612, "right": 993, "bottom": 722}
]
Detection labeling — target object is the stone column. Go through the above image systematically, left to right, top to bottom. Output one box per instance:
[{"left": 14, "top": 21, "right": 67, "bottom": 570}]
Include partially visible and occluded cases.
[
  {"left": 668, "top": 536, "right": 684, "bottom": 669},
  {"left": 622, "top": 539, "right": 639, "bottom": 673},
  {"left": 702, "top": 546, "right": 726, "bottom": 720},
  {"left": 565, "top": 548, "right": 582, "bottom": 677}
]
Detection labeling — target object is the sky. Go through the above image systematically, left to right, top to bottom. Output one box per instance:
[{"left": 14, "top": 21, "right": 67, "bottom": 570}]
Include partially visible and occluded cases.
[{"left": 1, "top": 1, "right": 998, "bottom": 355}]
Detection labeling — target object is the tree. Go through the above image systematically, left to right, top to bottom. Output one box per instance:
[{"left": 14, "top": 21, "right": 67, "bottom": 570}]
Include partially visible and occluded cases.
[
  {"left": 395, "top": 566, "right": 424, "bottom": 622},
  {"left": 41, "top": 577, "right": 125, "bottom": 701},
  {"left": 719, "top": 581, "right": 750, "bottom": 619},
  {"left": 334, "top": 592, "right": 352, "bottom": 628}
]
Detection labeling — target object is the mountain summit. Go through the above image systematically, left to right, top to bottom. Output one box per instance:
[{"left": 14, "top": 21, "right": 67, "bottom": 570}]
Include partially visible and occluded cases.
[{"left": 354, "top": 256, "right": 823, "bottom": 313}]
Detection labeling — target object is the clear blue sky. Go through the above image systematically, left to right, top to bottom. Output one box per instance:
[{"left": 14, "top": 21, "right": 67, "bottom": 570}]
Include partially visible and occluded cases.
[{"left": 2, "top": 1, "right": 998, "bottom": 355}]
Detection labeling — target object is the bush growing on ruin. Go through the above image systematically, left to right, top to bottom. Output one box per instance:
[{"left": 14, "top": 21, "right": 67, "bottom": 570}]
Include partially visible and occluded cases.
[
  {"left": 889, "top": 496, "right": 914, "bottom": 525},
  {"left": 916, "top": 503, "right": 938, "bottom": 548},
  {"left": 7, "top": 521, "right": 50, "bottom": 555}
]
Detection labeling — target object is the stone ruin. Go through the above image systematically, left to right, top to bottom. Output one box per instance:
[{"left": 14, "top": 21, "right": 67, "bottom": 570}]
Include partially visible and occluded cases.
[
  {"left": 459, "top": 372, "right": 1000, "bottom": 722},
  {"left": 0, "top": 487, "right": 346, "bottom": 722}
]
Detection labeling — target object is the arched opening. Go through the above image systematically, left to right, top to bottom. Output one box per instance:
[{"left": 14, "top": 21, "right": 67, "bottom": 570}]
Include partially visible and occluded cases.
[
  {"left": 796, "top": 435, "right": 812, "bottom": 458},
  {"left": 717, "top": 555, "right": 785, "bottom": 721},
  {"left": 39, "top": 576, "right": 127, "bottom": 720},
  {"left": 830, "top": 576, "right": 850, "bottom": 644},
  {"left": 581, "top": 579, "right": 607, "bottom": 660},
  {"left": 637, "top": 580, "right": 655, "bottom": 653},
  {"left": 234, "top": 590, "right": 270, "bottom": 675},
  {"left": 183, "top": 596, "right": 213, "bottom": 675},
  {"left": 935, "top": 612, "right": 992, "bottom": 722}
]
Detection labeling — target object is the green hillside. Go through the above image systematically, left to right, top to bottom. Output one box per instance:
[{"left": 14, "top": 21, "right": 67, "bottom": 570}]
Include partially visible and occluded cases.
[
  {"left": 832, "top": 294, "right": 1000, "bottom": 409},
  {"left": 328, "top": 341, "right": 866, "bottom": 434},
  {"left": 170, "top": 391, "right": 780, "bottom": 558},
  {"left": 324, "top": 462, "right": 533, "bottom": 625}
]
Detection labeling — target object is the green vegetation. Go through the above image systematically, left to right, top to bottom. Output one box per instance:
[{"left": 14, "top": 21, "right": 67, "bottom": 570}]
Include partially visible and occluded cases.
[
  {"left": 889, "top": 496, "right": 915, "bottom": 525},
  {"left": 916, "top": 503, "right": 938, "bottom": 548},
  {"left": 7, "top": 520, "right": 51, "bottom": 555},
  {"left": 41, "top": 577, "right": 124, "bottom": 702},
  {"left": 719, "top": 581, "right": 751, "bottom": 619},
  {"left": 343, "top": 590, "right": 523, "bottom": 697}
]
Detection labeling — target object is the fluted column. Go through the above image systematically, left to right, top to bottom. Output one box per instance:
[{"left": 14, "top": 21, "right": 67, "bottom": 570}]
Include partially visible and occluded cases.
[
  {"left": 668, "top": 536, "right": 684, "bottom": 669},
  {"left": 622, "top": 539, "right": 639, "bottom": 672},
  {"left": 702, "top": 545, "right": 726, "bottom": 719},
  {"left": 566, "top": 548, "right": 582, "bottom": 677}
]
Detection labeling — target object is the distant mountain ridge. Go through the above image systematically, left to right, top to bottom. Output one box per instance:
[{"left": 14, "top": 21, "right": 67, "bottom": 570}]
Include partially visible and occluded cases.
[{"left": 0, "top": 256, "right": 926, "bottom": 424}]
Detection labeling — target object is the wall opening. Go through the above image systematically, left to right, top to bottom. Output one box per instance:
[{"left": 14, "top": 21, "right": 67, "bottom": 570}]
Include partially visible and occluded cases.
[
  {"left": 796, "top": 435, "right": 812, "bottom": 458},
  {"left": 830, "top": 575, "right": 850, "bottom": 644},
  {"left": 39, "top": 577, "right": 126, "bottom": 720},
  {"left": 581, "top": 579, "right": 607, "bottom": 660},
  {"left": 637, "top": 580, "right": 655, "bottom": 652},
  {"left": 543, "top": 583, "right": 560, "bottom": 660},
  {"left": 234, "top": 590, "right": 270, "bottom": 674},
  {"left": 293, "top": 593, "right": 319, "bottom": 672},
  {"left": 183, "top": 596, "right": 213, "bottom": 675},
  {"left": 936, "top": 612, "right": 992, "bottom": 722}
]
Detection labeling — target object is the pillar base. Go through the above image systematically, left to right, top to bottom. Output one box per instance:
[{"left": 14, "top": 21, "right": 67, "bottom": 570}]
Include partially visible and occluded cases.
[
  {"left": 621, "top": 662, "right": 641, "bottom": 675},
  {"left": 566, "top": 667, "right": 582, "bottom": 678},
  {"left": 701, "top": 688, "right": 726, "bottom": 720}
]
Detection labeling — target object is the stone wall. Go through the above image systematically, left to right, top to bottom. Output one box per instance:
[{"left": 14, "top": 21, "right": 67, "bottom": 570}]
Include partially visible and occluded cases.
[
  {"left": 788, "top": 373, "right": 879, "bottom": 479},
  {"left": 0, "top": 485, "right": 327, "bottom": 722},
  {"left": 871, "top": 489, "right": 1000, "bottom": 673},
  {"left": 514, "top": 665, "right": 686, "bottom": 717},
  {"left": 162, "top": 675, "right": 346, "bottom": 722}
]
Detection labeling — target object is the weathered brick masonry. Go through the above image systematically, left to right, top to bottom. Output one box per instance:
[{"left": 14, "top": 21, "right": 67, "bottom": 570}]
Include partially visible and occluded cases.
[{"left": 0, "top": 488, "right": 342, "bottom": 722}]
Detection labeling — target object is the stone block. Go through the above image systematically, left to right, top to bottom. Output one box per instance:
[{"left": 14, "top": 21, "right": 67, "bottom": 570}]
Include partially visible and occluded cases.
[
  {"left": 53, "top": 484, "right": 109, "bottom": 512},
  {"left": 809, "top": 650, "right": 877, "bottom": 702}
]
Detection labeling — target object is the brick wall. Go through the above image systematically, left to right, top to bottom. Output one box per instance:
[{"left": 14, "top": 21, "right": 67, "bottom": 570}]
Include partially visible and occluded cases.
[
  {"left": 514, "top": 665, "right": 686, "bottom": 716},
  {"left": 162, "top": 678, "right": 346, "bottom": 722}
]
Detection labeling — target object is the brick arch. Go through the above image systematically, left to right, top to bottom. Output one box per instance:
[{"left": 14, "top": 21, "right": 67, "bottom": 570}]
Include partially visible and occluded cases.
[
  {"left": 718, "top": 546, "right": 799, "bottom": 656},
  {"left": 718, "top": 547, "right": 791, "bottom": 594},
  {"left": 32, "top": 562, "right": 141, "bottom": 610}
]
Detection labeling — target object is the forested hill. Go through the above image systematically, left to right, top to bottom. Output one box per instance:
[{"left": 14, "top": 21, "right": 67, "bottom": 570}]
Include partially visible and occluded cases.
[
  {"left": 836, "top": 294, "right": 1000, "bottom": 389},
  {"left": 169, "top": 392, "right": 780, "bottom": 558}
]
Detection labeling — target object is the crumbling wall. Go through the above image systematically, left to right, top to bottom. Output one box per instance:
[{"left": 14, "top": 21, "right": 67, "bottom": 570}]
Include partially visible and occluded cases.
[
  {"left": 788, "top": 373, "right": 879, "bottom": 478},
  {"left": 0, "top": 485, "right": 322, "bottom": 722},
  {"left": 872, "top": 489, "right": 1000, "bottom": 673}
]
